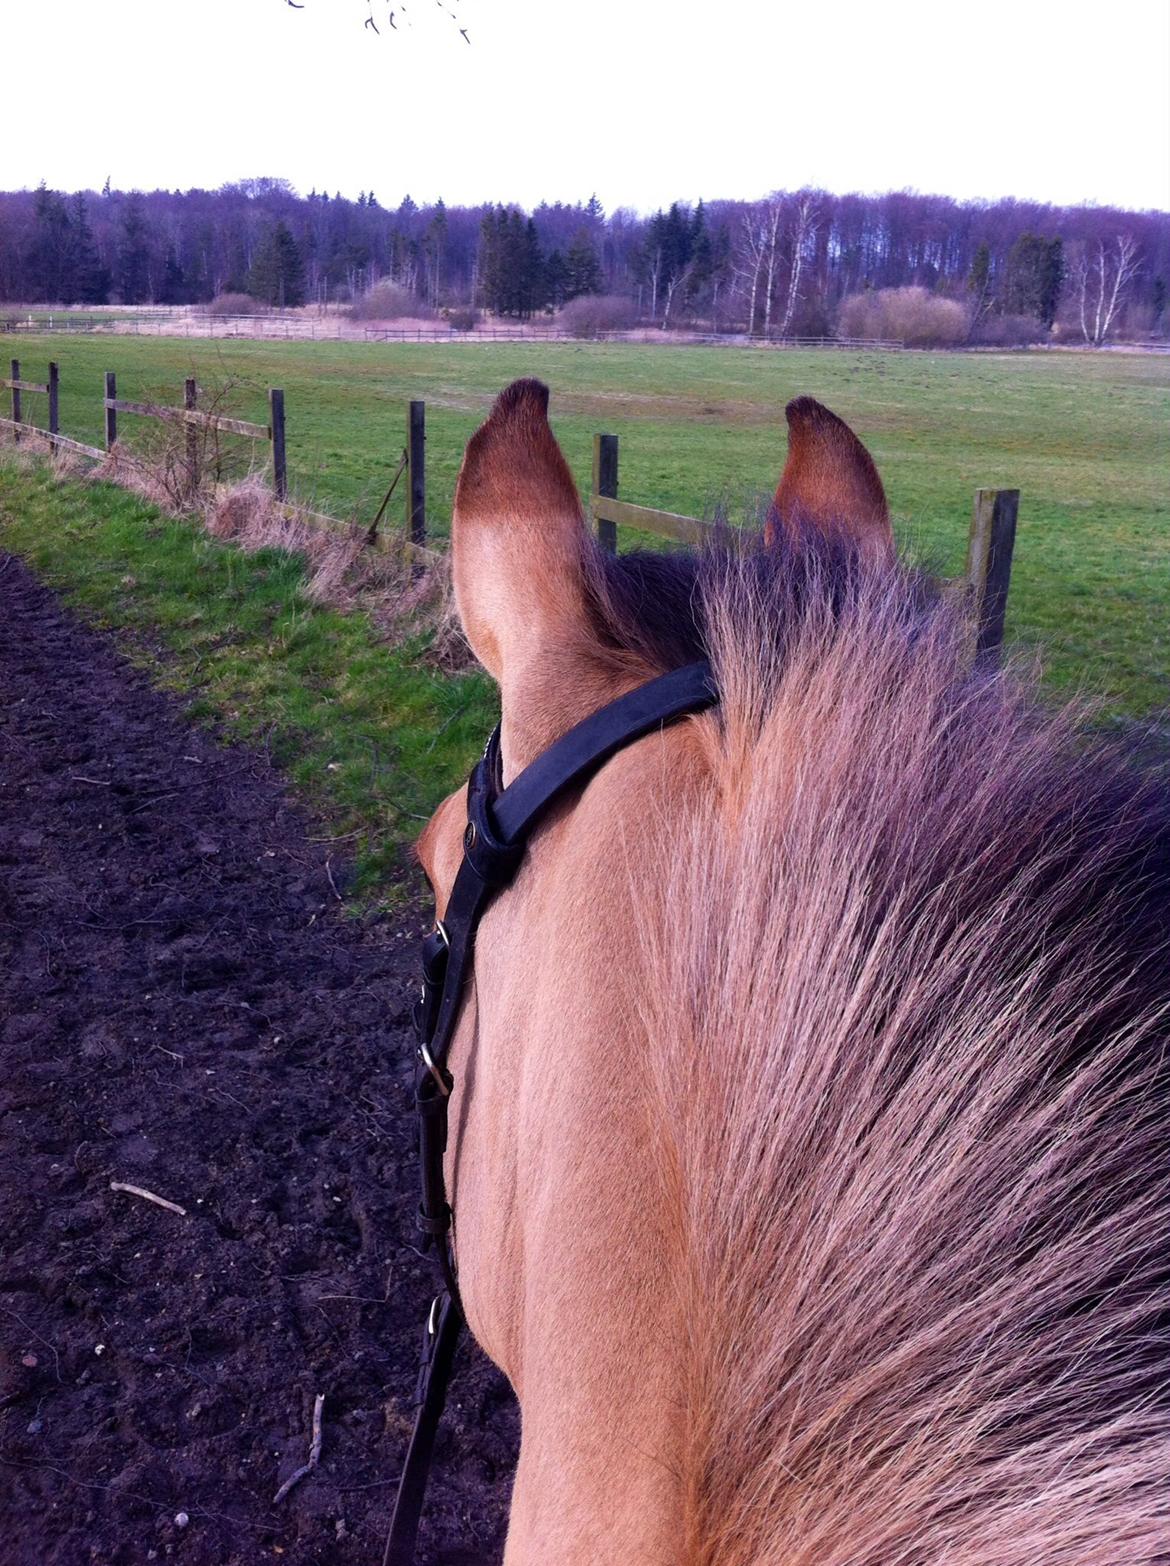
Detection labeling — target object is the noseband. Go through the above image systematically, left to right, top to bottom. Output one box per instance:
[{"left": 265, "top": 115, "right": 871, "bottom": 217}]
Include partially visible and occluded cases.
[{"left": 384, "top": 659, "right": 718, "bottom": 1565}]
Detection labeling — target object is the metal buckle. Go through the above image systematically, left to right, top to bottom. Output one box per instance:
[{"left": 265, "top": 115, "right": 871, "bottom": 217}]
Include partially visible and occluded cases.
[
  {"left": 434, "top": 919, "right": 450, "bottom": 949},
  {"left": 418, "top": 1038, "right": 452, "bottom": 1098},
  {"left": 427, "top": 1295, "right": 442, "bottom": 1337}
]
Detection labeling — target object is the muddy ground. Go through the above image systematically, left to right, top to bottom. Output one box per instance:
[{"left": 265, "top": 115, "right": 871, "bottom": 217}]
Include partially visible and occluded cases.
[{"left": 0, "top": 553, "right": 517, "bottom": 1565}]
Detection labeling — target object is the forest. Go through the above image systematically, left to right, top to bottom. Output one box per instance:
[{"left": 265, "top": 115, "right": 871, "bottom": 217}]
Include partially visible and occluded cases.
[{"left": 1, "top": 178, "right": 1165, "bottom": 343}]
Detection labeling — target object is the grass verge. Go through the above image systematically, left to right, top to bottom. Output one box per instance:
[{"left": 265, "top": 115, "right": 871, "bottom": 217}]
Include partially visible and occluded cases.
[{"left": 0, "top": 458, "right": 496, "bottom": 909}]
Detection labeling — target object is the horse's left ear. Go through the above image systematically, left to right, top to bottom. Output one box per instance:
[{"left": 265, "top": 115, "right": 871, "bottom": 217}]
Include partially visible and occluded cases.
[
  {"left": 451, "top": 378, "right": 589, "bottom": 685},
  {"left": 767, "top": 396, "right": 893, "bottom": 556}
]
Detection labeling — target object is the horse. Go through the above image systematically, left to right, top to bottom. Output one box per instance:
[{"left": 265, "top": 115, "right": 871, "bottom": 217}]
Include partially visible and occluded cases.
[{"left": 415, "top": 379, "right": 1170, "bottom": 1564}]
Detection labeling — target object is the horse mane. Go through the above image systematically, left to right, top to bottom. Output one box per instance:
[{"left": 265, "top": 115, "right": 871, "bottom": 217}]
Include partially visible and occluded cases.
[{"left": 587, "top": 533, "right": 1170, "bottom": 1565}]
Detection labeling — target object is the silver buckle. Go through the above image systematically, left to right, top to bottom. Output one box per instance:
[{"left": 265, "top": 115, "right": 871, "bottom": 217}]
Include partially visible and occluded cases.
[{"left": 419, "top": 1037, "right": 452, "bottom": 1098}]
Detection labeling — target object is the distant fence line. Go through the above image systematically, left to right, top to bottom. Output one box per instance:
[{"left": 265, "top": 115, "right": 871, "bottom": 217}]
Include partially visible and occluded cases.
[
  {"left": 0, "top": 311, "right": 905, "bottom": 351},
  {"left": 4, "top": 311, "right": 1168, "bottom": 354},
  {"left": 1, "top": 362, "right": 1018, "bottom": 658}
]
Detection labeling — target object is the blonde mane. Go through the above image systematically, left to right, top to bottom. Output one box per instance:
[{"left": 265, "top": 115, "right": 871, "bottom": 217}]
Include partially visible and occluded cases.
[
  {"left": 437, "top": 380, "right": 1169, "bottom": 1564},
  {"left": 603, "top": 540, "right": 1170, "bottom": 1565}
]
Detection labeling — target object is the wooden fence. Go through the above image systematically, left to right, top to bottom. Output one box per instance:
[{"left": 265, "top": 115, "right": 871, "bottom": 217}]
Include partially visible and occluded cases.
[
  {"left": 3, "top": 358, "right": 58, "bottom": 445},
  {"left": 0, "top": 371, "right": 1019, "bottom": 655},
  {"left": 101, "top": 372, "right": 287, "bottom": 499},
  {"left": 591, "top": 432, "right": 1019, "bottom": 660}
]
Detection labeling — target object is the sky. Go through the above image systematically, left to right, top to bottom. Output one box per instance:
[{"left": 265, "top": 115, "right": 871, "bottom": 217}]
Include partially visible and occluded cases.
[{"left": 4, "top": 0, "right": 1169, "bottom": 213}]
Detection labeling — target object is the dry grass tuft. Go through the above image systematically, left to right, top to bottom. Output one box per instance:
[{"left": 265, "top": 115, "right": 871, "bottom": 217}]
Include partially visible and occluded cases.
[
  {"left": 4, "top": 416, "right": 466, "bottom": 667},
  {"left": 206, "top": 476, "right": 469, "bottom": 666}
]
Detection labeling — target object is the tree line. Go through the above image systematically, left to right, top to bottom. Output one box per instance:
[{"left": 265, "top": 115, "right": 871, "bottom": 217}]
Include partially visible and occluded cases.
[{"left": 1, "top": 177, "right": 1165, "bottom": 341}]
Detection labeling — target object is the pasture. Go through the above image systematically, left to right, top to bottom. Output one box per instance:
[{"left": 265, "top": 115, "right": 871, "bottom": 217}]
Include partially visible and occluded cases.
[{"left": 3, "top": 333, "right": 1168, "bottom": 718}]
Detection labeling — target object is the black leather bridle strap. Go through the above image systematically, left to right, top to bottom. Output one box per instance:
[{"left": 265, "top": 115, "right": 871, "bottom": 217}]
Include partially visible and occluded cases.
[
  {"left": 384, "top": 659, "right": 718, "bottom": 1565},
  {"left": 492, "top": 659, "right": 720, "bottom": 842},
  {"left": 382, "top": 1291, "right": 462, "bottom": 1566}
]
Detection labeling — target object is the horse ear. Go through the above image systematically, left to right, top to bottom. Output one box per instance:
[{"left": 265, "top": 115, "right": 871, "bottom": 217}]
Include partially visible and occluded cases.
[
  {"left": 451, "top": 378, "right": 588, "bottom": 683},
  {"left": 767, "top": 396, "right": 893, "bottom": 555}
]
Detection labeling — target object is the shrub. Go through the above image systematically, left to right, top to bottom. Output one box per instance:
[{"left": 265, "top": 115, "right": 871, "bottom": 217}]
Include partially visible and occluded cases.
[
  {"left": 346, "top": 281, "right": 433, "bottom": 322},
  {"left": 838, "top": 286, "right": 968, "bottom": 348},
  {"left": 205, "top": 292, "right": 267, "bottom": 317},
  {"left": 558, "top": 293, "right": 638, "bottom": 338},
  {"left": 444, "top": 307, "right": 479, "bottom": 332},
  {"left": 969, "top": 312, "right": 1049, "bottom": 347}
]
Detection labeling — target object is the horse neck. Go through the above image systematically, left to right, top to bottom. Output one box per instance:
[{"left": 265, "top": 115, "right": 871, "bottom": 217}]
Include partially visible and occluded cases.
[{"left": 452, "top": 747, "right": 701, "bottom": 1564}]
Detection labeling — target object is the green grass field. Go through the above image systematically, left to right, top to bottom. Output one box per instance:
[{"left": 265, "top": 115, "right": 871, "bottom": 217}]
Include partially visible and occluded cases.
[{"left": 3, "top": 333, "right": 1168, "bottom": 720}]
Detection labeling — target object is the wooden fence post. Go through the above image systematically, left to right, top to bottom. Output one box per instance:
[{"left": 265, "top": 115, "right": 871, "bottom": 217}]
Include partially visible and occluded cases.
[
  {"left": 10, "top": 359, "right": 20, "bottom": 443},
  {"left": 48, "top": 362, "right": 59, "bottom": 442},
  {"left": 104, "top": 371, "right": 117, "bottom": 450},
  {"left": 184, "top": 377, "right": 198, "bottom": 496},
  {"left": 269, "top": 388, "right": 286, "bottom": 500},
  {"left": 408, "top": 399, "right": 426, "bottom": 547},
  {"left": 593, "top": 433, "right": 619, "bottom": 554},
  {"left": 966, "top": 488, "right": 1019, "bottom": 662}
]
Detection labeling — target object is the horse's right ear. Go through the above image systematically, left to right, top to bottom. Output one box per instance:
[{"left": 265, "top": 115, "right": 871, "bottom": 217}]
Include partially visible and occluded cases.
[
  {"left": 451, "top": 378, "right": 590, "bottom": 687},
  {"left": 767, "top": 396, "right": 893, "bottom": 556}
]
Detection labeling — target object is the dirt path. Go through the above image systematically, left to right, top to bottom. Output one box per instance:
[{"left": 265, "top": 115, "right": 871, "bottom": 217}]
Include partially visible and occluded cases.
[{"left": 0, "top": 555, "right": 516, "bottom": 1565}]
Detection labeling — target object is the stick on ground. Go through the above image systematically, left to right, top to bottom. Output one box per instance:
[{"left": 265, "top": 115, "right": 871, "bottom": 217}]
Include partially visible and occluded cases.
[
  {"left": 109, "top": 1181, "right": 188, "bottom": 1217},
  {"left": 274, "top": 1393, "right": 325, "bottom": 1503}
]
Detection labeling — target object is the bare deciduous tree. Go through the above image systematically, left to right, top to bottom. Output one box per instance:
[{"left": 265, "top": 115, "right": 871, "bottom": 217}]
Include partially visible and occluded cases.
[
  {"left": 777, "top": 192, "right": 820, "bottom": 339},
  {"left": 733, "top": 196, "right": 782, "bottom": 337},
  {"left": 1072, "top": 234, "right": 1141, "bottom": 346}
]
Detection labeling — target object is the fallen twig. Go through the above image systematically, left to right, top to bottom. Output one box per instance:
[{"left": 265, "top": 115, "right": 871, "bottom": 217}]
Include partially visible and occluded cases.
[
  {"left": 68, "top": 774, "right": 112, "bottom": 787},
  {"left": 126, "top": 790, "right": 183, "bottom": 817},
  {"left": 324, "top": 858, "right": 342, "bottom": 902},
  {"left": 109, "top": 1181, "right": 188, "bottom": 1217},
  {"left": 273, "top": 1393, "right": 325, "bottom": 1503}
]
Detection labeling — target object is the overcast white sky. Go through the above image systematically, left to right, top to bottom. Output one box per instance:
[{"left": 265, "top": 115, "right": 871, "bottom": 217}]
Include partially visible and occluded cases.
[{"left": 5, "top": 0, "right": 1169, "bottom": 212}]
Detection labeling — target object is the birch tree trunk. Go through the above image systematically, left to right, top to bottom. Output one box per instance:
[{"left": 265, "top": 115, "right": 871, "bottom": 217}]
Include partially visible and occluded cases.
[{"left": 779, "top": 194, "right": 819, "bottom": 339}]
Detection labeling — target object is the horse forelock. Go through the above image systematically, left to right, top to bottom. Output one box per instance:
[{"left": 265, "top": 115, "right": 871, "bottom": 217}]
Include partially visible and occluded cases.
[{"left": 584, "top": 531, "right": 1170, "bottom": 1564}]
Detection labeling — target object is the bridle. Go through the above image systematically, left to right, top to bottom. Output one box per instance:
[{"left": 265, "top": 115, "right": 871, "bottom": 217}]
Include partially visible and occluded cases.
[{"left": 384, "top": 658, "right": 718, "bottom": 1566}]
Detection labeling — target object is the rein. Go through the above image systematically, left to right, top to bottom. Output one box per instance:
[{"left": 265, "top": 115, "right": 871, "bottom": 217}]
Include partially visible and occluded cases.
[{"left": 384, "top": 659, "right": 718, "bottom": 1566}]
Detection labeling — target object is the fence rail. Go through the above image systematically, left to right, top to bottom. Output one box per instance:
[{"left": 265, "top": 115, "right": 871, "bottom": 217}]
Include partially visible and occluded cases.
[
  {"left": 4, "top": 358, "right": 60, "bottom": 446},
  {"left": 1, "top": 367, "right": 1020, "bottom": 658},
  {"left": 98, "top": 371, "right": 287, "bottom": 498},
  {"left": 590, "top": 432, "right": 1018, "bottom": 661}
]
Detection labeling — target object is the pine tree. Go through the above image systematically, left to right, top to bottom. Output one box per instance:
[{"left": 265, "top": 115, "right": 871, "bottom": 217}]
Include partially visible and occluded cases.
[
  {"left": 27, "top": 184, "right": 73, "bottom": 302},
  {"left": 65, "top": 194, "right": 110, "bottom": 304},
  {"left": 117, "top": 194, "right": 152, "bottom": 304},
  {"left": 424, "top": 200, "right": 447, "bottom": 306},
  {"left": 689, "top": 201, "right": 712, "bottom": 299},
  {"left": 478, "top": 207, "right": 503, "bottom": 311},
  {"left": 475, "top": 208, "right": 549, "bottom": 317},
  {"left": 519, "top": 216, "right": 547, "bottom": 317},
  {"left": 247, "top": 222, "right": 306, "bottom": 307},
  {"left": 564, "top": 229, "right": 602, "bottom": 299},
  {"left": 1005, "top": 234, "right": 1062, "bottom": 327},
  {"left": 1038, "top": 239, "right": 1063, "bottom": 330},
  {"left": 967, "top": 243, "right": 993, "bottom": 330},
  {"left": 158, "top": 246, "right": 187, "bottom": 305},
  {"left": 545, "top": 250, "right": 568, "bottom": 307}
]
